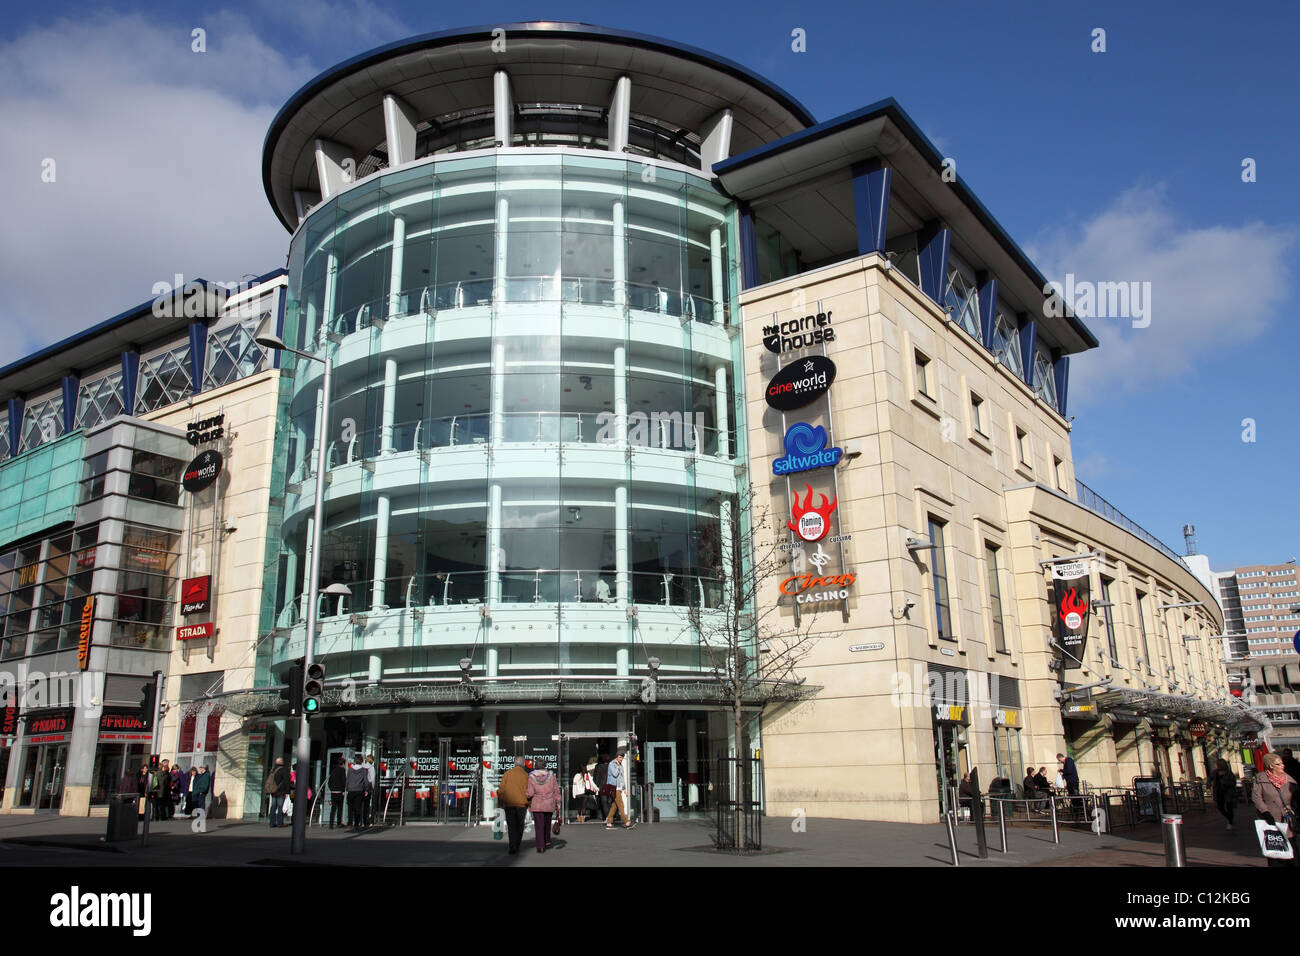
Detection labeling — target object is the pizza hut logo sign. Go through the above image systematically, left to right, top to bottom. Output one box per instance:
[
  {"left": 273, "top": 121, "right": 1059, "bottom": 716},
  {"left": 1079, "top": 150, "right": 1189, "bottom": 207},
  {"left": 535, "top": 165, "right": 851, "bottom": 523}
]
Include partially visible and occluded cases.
[
  {"left": 182, "top": 449, "right": 223, "bottom": 493},
  {"left": 788, "top": 483, "right": 837, "bottom": 542},
  {"left": 181, "top": 575, "right": 211, "bottom": 615}
]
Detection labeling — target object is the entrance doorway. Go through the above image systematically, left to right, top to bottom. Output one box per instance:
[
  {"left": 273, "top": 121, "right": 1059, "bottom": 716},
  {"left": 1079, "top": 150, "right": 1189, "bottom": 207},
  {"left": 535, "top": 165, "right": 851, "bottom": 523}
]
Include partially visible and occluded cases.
[
  {"left": 933, "top": 722, "right": 968, "bottom": 818},
  {"left": 645, "top": 740, "right": 678, "bottom": 820},
  {"left": 20, "top": 743, "right": 67, "bottom": 810}
]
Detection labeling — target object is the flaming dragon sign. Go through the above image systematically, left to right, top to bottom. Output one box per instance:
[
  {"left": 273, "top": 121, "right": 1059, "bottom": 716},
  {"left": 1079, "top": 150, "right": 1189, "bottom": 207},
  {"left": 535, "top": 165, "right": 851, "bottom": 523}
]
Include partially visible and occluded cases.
[
  {"left": 788, "top": 483, "right": 838, "bottom": 542},
  {"left": 1051, "top": 561, "right": 1091, "bottom": 670}
]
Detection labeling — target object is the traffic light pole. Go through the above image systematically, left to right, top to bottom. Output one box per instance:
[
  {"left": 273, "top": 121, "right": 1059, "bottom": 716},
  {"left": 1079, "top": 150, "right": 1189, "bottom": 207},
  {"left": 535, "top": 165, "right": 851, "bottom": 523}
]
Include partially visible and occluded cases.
[{"left": 291, "top": 353, "right": 331, "bottom": 855}]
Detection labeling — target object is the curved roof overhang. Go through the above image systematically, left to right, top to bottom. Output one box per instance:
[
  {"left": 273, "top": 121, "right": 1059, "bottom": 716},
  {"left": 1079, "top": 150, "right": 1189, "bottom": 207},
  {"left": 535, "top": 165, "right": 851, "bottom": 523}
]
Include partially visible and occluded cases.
[{"left": 263, "top": 22, "right": 815, "bottom": 231}]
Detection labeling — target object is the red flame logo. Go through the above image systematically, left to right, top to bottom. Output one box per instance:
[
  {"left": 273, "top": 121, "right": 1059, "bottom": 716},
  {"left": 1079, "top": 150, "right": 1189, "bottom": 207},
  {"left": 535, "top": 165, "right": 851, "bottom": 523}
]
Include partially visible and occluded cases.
[
  {"left": 788, "top": 483, "right": 837, "bottom": 542},
  {"left": 1059, "top": 587, "right": 1088, "bottom": 627}
]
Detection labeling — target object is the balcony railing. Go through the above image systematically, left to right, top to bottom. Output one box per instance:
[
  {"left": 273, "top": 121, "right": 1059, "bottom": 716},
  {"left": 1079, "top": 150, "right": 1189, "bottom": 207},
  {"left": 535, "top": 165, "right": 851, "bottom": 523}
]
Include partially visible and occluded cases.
[{"left": 1074, "top": 479, "right": 1191, "bottom": 572}]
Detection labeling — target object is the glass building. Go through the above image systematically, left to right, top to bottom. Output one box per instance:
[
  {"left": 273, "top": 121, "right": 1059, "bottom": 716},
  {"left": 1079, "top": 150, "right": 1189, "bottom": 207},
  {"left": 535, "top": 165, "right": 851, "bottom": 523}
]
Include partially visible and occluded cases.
[{"left": 255, "top": 23, "right": 815, "bottom": 821}]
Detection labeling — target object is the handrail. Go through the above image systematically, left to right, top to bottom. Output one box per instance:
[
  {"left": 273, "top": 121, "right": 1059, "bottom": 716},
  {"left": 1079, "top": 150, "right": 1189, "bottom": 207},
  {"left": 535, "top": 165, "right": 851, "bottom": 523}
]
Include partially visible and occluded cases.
[{"left": 1075, "top": 479, "right": 1191, "bottom": 572}]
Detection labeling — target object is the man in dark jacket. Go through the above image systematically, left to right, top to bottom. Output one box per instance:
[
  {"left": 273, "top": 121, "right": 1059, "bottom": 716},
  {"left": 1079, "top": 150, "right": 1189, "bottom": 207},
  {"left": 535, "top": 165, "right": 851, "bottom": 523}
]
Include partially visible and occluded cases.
[
  {"left": 1281, "top": 748, "right": 1300, "bottom": 787},
  {"left": 1058, "top": 752, "right": 1081, "bottom": 820},
  {"left": 328, "top": 755, "right": 347, "bottom": 829},
  {"left": 592, "top": 755, "right": 611, "bottom": 820},
  {"left": 345, "top": 756, "right": 369, "bottom": 830},
  {"left": 265, "top": 757, "right": 290, "bottom": 828},
  {"left": 497, "top": 757, "right": 530, "bottom": 854}
]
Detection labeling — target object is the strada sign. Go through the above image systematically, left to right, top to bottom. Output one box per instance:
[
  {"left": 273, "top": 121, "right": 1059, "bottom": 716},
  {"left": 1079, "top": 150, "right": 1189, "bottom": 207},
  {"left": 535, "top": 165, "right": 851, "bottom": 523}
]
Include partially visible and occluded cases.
[{"left": 765, "top": 357, "right": 836, "bottom": 412}]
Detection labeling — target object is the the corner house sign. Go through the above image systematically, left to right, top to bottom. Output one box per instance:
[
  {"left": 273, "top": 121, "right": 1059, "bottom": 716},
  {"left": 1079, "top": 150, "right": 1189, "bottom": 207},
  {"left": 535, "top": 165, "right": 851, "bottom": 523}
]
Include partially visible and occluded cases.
[
  {"left": 763, "top": 310, "right": 835, "bottom": 353},
  {"left": 765, "top": 357, "right": 836, "bottom": 412},
  {"left": 187, "top": 413, "right": 225, "bottom": 446},
  {"left": 773, "top": 423, "right": 843, "bottom": 476},
  {"left": 182, "top": 449, "right": 223, "bottom": 493},
  {"left": 788, "top": 484, "right": 838, "bottom": 542},
  {"left": 1051, "top": 561, "right": 1091, "bottom": 670}
]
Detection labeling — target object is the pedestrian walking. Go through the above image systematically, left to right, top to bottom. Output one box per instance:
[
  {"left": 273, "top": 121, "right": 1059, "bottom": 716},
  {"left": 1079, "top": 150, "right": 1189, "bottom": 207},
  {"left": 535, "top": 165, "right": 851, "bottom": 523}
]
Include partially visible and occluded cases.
[
  {"left": 604, "top": 751, "right": 635, "bottom": 829},
  {"left": 1058, "top": 752, "right": 1080, "bottom": 819},
  {"left": 1252, "top": 753, "right": 1297, "bottom": 867},
  {"left": 363, "top": 754, "right": 377, "bottom": 827},
  {"left": 592, "top": 754, "right": 611, "bottom": 820},
  {"left": 328, "top": 755, "right": 347, "bottom": 829},
  {"left": 345, "top": 755, "right": 369, "bottom": 829},
  {"left": 264, "top": 757, "right": 290, "bottom": 828},
  {"left": 498, "top": 757, "right": 530, "bottom": 854},
  {"left": 572, "top": 758, "right": 598, "bottom": 822},
  {"left": 1211, "top": 758, "right": 1238, "bottom": 830},
  {"left": 152, "top": 759, "right": 172, "bottom": 821},
  {"left": 135, "top": 763, "right": 150, "bottom": 820},
  {"left": 526, "top": 764, "right": 561, "bottom": 853},
  {"left": 191, "top": 765, "right": 211, "bottom": 816},
  {"left": 184, "top": 767, "right": 197, "bottom": 815}
]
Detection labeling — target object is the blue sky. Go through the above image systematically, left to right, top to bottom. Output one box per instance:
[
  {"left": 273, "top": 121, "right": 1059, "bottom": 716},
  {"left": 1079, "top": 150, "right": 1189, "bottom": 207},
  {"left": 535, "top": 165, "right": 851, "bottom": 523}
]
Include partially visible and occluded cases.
[{"left": 1, "top": 0, "right": 1296, "bottom": 571}]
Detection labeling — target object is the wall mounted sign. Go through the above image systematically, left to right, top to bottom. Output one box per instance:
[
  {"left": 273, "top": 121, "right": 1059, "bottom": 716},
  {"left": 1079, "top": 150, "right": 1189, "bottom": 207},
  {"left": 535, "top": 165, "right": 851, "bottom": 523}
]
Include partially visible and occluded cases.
[
  {"left": 763, "top": 310, "right": 835, "bottom": 353},
  {"left": 765, "top": 357, "right": 836, "bottom": 412},
  {"left": 186, "top": 413, "right": 225, "bottom": 446},
  {"left": 773, "top": 423, "right": 843, "bottom": 476},
  {"left": 182, "top": 449, "right": 223, "bottom": 493},
  {"left": 788, "top": 483, "right": 838, "bottom": 542},
  {"left": 1052, "top": 562, "right": 1091, "bottom": 670},
  {"left": 779, "top": 571, "right": 855, "bottom": 605},
  {"left": 181, "top": 575, "right": 211, "bottom": 615},
  {"left": 76, "top": 596, "right": 94, "bottom": 671},
  {"left": 176, "top": 621, "right": 215, "bottom": 642},
  {"left": 849, "top": 643, "right": 885, "bottom": 652},
  {"left": 1063, "top": 702, "right": 1098, "bottom": 720},
  {"left": 1, "top": 704, "right": 18, "bottom": 736},
  {"left": 26, "top": 709, "right": 72, "bottom": 736},
  {"left": 994, "top": 709, "right": 1022, "bottom": 728},
  {"left": 1189, "top": 720, "right": 1208, "bottom": 738}
]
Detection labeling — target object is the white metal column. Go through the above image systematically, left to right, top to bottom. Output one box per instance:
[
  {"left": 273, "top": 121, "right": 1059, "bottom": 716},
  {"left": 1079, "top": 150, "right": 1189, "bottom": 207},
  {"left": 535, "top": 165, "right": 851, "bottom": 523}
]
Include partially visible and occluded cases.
[
  {"left": 612, "top": 199, "right": 627, "bottom": 308},
  {"left": 387, "top": 214, "right": 406, "bottom": 318},
  {"left": 709, "top": 226, "right": 724, "bottom": 323},
  {"left": 321, "top": 252, "right": 338, "bottom": 347},
  {"left": 490, "top": 342, "right": 505, "bottom": 443},
  {"left": 380, "top": 358, "right": 397, "bottom": 455},
  {"left": 714, "top": 365, "right": 729, "bottom": 459},
  {"left": 488, "top": 482, "right": 503, "bottom": 604},
  {"left": 615, "top": 484, "right": 629, "bottom": 603},
  {"left": 372, "top": 493, "right": 391, "bottom": 610}
]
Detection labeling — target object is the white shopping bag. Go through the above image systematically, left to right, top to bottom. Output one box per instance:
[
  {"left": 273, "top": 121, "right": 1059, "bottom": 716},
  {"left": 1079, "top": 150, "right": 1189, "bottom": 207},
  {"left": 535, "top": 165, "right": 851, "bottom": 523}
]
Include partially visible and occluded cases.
[
  {"left": 283, "top": 795, "right": 293, "bottom": 819},
  {"left": 523, "top": 810, "right": 533, "bottom": 832},
  {"left": 1255, "top": 819, "right": 1293, "bottom": 860}
]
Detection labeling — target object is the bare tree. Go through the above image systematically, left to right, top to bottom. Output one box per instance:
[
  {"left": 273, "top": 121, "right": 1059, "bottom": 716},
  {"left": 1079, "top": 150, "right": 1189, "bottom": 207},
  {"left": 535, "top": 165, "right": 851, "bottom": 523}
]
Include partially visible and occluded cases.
[{"left": 676, "top": 481, "right": 838, "bottom": 848}]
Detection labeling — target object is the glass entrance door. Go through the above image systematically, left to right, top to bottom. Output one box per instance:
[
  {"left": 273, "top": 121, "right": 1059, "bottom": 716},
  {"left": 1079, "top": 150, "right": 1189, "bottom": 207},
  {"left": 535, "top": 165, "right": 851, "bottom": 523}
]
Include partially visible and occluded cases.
[
  {"left": 934, "top": 724, "right": 967, "bottom": 818},
  {"left": 646, "top": 740, "right": 678, "bottom": 819},
  {"left": 21, "top": 744, "right": 67, "bottom": 811}
]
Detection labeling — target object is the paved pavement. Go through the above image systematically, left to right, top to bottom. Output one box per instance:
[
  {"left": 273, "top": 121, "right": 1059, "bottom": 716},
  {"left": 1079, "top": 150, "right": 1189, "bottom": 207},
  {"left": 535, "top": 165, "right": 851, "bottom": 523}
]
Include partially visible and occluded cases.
[{"left": 0, "top": 804, "right": 1268, "bottom": 867}]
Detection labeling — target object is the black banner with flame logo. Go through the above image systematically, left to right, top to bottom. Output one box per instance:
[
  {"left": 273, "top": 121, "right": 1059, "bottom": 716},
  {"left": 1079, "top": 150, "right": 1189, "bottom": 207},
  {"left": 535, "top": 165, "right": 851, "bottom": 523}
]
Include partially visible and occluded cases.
[{"left": 1051, "top": 562, "right": 1091, "bottom": 670}]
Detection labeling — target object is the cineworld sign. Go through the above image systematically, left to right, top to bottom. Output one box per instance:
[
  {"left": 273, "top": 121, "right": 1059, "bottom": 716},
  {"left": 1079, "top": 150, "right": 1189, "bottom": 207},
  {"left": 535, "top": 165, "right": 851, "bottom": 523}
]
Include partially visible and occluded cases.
[
  {"left": 765, "top": 356, "right": 836, "bottom": 412},
  {"left": 773, "top": 423, "right": 842, "bottom": 475}
]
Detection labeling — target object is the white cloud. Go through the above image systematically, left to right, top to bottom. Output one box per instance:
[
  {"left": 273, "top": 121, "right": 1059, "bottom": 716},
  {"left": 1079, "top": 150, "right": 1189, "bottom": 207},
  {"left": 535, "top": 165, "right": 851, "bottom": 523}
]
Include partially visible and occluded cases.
[
  {"left": 0, "top": 11, "right": 318, "bottom": 366},
  {"left": 1028, "top": 186, "right": 1294, "bottom": 405}
]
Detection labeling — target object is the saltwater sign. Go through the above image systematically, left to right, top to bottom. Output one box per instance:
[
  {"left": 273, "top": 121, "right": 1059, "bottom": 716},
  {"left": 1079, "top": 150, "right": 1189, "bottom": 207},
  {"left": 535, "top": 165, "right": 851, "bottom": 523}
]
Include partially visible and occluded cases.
[
  {"left": 763, "top": 310, "right": 834, "bottom": 353},
  {"left": 765, "top": 357, "right": 836, "bottom": 412},
  {"left": 773, "top": 423, "right": 842, "bottom": 475},
  {"left": 182, "top": 449, "right": 223, "bottom": 493}
]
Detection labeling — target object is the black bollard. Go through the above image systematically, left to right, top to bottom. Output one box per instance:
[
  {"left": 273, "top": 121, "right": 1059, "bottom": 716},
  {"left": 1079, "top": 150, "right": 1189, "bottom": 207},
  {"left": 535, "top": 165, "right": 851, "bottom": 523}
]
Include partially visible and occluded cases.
[{"left": 970, "top": 767, "right": 988, "bottom": 859}]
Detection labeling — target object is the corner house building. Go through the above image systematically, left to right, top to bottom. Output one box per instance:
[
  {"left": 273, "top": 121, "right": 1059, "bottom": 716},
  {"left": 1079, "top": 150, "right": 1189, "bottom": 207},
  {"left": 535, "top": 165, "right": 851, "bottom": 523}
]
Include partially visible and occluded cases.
[{"left": 0, "top": 23, "right": 1267, "bottom": 821}]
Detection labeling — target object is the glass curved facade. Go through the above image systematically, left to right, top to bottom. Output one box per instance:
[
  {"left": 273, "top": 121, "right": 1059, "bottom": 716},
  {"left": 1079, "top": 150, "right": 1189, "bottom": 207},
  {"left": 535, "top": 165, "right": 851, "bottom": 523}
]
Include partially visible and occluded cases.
[{"left": 271, "top": 152, "right": 747, "bottom": 684}]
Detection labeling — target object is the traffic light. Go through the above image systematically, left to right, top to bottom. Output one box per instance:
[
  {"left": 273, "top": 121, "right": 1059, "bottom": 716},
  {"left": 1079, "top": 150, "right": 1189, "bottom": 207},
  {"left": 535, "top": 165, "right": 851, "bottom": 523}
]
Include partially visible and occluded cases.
[
  {"left": 280, "top": 659, "right": 305, "bottom": 717},
  {"left": 303, "top": 661, "right": 325, "bottom": 715},
  {"left": 138, "top": 680, "right": 157, "bottom": 729}
]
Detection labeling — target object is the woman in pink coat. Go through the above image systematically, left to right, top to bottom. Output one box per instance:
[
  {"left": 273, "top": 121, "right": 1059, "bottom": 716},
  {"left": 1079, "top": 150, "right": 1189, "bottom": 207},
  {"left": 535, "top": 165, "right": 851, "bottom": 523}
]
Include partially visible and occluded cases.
[{"left": 525, "top": 767, "right": 561, "bottom": 853}]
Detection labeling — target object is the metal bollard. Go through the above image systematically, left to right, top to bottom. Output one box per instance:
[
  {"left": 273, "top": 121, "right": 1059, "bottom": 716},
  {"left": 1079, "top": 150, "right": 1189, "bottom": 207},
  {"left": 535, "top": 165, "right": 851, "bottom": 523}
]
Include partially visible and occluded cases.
[
  {"left": 1049, "top": 795, "right": 1059, "bottom": 844},
  {"left": 997, "top": 799, "right": 1007, "bottom": 853},
  {"left": 945, "top": 810, "right": 960, "bottom": 866},
  {"left": 1162, "top": 814, "right": 1186, "bottom": 867}
]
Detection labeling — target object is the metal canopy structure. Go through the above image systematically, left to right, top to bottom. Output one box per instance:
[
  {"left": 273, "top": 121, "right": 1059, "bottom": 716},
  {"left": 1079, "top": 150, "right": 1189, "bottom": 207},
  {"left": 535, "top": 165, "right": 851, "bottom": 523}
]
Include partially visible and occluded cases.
[
  {"left": 216, "top": 676, "right": 819, "bottom": 718},
  {"left": 1081, "top": 687, "right": 1268, "bottom": 738}
]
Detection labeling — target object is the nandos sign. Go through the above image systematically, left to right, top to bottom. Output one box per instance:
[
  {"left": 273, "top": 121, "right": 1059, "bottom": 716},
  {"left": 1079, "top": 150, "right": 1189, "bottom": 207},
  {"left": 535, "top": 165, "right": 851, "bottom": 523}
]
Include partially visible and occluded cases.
[
  {"left": 763, "top": 310, "right": 834, "bottom": 353},
  {"left": 765, "top": 357, "right": 836, "bottom": 412}
]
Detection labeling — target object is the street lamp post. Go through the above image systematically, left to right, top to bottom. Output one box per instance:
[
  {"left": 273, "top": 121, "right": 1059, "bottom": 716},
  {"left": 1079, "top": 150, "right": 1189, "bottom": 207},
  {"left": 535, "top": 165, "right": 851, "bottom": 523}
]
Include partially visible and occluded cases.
[{"left": 257, "top": 333, "right": 330, "bottom": 855}]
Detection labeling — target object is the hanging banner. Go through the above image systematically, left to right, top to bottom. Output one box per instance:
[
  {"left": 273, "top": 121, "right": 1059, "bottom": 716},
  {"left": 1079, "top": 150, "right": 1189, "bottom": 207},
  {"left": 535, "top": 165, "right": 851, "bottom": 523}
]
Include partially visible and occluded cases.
[{"left": 1052, "top": 561, "right": 1091, "bottom": 669}]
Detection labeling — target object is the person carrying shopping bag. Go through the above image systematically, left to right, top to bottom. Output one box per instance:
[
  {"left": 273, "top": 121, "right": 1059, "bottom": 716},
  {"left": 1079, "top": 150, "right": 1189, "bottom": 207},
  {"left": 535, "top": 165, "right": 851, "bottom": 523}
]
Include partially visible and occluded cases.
[
  {"left": 604, "top": 750, "right": 636, "bottom": 830},
  {"left": 525, "top": 764, "right": 561, "bottom": 853}
]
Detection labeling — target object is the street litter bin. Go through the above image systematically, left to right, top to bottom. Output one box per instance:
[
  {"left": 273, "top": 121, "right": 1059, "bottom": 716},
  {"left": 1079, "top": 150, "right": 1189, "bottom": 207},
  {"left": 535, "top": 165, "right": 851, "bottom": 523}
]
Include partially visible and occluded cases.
[{"left": 106, "top": 793, "right": 139, "bottom": 842}]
